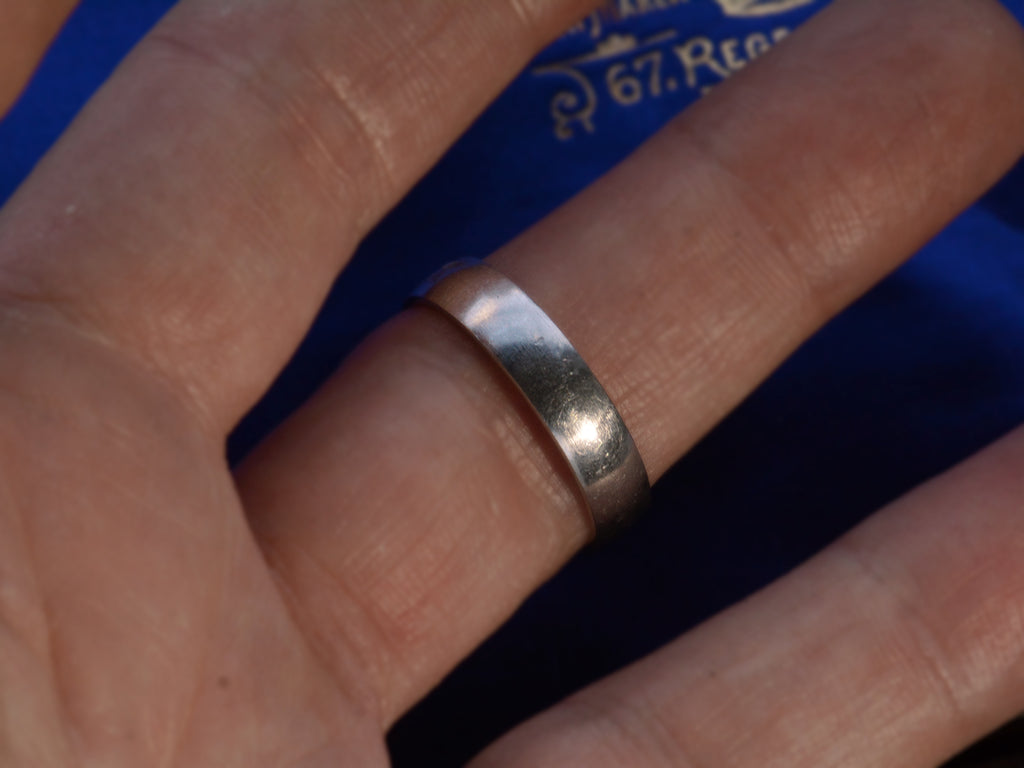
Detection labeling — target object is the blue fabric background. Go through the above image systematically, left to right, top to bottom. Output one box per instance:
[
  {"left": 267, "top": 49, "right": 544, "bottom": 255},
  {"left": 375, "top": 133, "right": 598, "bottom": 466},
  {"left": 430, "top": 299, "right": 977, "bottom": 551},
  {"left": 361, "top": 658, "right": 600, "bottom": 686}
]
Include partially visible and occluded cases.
[{"left": 2, "top": 1, "right": 1022, "bottom": 765}]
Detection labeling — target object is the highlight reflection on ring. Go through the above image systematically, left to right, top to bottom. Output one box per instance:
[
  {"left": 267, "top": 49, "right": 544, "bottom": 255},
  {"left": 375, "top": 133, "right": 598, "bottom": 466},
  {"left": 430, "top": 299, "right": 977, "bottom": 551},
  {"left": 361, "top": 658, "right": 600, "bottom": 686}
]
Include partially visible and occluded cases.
[
  {"left": 415, "top": 260, "right": 651, "bottom": 538},
  {"left": 565, "top": 411, "right": 605, "bottom": 455}
]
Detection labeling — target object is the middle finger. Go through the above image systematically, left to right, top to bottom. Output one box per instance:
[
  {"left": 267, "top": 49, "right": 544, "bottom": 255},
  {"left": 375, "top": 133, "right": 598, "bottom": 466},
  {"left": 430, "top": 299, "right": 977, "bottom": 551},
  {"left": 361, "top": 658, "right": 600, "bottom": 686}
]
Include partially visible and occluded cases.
[{"left": 0, "top": 0, "right": 597, "bottom": 433}]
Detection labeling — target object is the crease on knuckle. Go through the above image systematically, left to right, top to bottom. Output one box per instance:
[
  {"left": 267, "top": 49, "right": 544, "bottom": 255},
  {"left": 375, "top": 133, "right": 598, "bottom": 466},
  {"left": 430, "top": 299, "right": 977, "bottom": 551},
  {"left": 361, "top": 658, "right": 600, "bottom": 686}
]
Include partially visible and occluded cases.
[
  {"left": 141, "top": 25, "right": 394, "bottom": 234},
  {"left": 667, "top": 120, "right": 834, "bottom": 325},
  {"left": 835, "top": 535, "right": 969, "bottom": 725},
  {"left": 563, "top": 689, "right": 706, "bottom": 768}
]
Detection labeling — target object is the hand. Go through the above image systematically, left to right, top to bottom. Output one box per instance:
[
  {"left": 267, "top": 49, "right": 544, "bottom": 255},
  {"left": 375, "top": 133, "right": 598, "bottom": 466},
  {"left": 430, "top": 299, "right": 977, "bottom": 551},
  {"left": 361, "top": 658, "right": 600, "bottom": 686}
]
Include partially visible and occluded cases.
[
  {"left": 0, "top": 0, "right": 1022, "bottom": 765},
  {"left": 0, "top": 0, "right": 77, "bottom": 115}
]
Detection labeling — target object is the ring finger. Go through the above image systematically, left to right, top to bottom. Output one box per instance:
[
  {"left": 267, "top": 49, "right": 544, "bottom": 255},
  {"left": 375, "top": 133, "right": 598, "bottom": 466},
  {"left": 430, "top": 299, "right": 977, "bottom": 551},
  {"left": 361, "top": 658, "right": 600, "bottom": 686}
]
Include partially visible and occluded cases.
[{"left": 236, "top": 0, "right": 1024, "bottom": 731}]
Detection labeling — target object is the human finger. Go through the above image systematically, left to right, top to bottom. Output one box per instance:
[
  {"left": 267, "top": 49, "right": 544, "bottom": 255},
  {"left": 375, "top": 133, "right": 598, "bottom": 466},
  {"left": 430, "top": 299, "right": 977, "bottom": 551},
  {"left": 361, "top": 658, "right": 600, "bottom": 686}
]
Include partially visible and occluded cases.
[
  {"left": 0, "top": 0, "right": 599, "bottom": 434},
  {"left": 0, "top": 0, "right": 77, "bottom": 115},
  {"left": 235, "top": 0, "right": 1024, "bottom": 726},
  {"left": 469, "top": 425, "right": 1024, "bottom": 767}
]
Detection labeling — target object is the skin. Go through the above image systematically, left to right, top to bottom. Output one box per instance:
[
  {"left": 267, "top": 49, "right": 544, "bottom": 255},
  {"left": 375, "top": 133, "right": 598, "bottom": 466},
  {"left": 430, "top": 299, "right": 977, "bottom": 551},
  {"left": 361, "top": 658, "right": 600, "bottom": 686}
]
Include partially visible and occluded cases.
[
  {"left": 0, "top": 0, "right": 1022, "bottom": 765},
  {"left": 0, "top": 0, "right": 77, "bottom": 114}
]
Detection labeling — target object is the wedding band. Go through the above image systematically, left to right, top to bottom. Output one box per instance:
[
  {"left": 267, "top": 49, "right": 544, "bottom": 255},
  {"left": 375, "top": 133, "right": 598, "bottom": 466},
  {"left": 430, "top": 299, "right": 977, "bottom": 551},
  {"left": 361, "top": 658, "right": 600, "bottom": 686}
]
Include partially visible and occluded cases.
[{"left": 413, "top": 260, "right": 651, "bottom": 540}]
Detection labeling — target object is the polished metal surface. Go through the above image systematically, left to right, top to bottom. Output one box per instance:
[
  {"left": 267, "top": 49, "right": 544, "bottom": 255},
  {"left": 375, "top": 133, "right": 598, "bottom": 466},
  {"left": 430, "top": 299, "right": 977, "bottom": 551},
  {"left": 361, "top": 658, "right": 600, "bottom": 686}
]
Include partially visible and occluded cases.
[{"left": 414, "top": 260, "right": 650, "bottom": 540}]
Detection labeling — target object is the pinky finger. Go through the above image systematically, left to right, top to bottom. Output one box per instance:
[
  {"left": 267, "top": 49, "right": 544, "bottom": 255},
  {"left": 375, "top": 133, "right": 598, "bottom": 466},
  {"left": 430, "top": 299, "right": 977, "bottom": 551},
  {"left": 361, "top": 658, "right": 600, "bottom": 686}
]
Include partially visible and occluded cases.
[
  {"left": 0, "top": 0, "right": 79, "bottom": 116},
  {"left": 470, "top": 425, "right": 1024, "bottom": 768}
]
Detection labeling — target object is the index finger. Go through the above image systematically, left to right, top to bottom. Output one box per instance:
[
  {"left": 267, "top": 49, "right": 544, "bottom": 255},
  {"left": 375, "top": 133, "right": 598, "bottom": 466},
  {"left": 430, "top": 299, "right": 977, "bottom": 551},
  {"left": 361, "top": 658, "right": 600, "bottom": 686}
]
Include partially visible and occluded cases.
[
  {"left": 0, "top": 0, "right": 598, "bottom": 433},
  {"left": 0, "top": 0, "right": 78, "bottom": 114}
]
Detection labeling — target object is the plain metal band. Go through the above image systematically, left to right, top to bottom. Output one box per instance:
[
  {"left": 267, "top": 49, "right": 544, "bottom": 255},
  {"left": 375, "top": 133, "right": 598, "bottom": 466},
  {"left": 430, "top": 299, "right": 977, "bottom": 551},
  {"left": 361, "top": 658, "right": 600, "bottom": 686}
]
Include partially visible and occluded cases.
[{"left": 413, "top": 260, "right": 651, "bottom": 539}]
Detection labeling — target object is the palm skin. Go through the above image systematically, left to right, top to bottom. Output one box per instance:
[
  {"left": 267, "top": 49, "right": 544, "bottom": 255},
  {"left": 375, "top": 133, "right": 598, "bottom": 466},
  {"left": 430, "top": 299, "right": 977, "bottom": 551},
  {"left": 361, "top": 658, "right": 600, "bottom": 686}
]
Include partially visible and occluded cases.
[{"left": 0, "top": 315, "right": 385, "bottom": 766}]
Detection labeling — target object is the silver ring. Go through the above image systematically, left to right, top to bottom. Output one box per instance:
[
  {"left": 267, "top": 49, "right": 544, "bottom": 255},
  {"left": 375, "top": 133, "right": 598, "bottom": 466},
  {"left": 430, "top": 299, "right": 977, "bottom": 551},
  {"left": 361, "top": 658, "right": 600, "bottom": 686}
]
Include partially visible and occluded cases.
[{"left": 413, "top": 260, "right": 650, "bottom": 540}]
